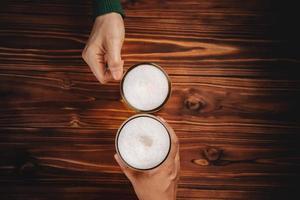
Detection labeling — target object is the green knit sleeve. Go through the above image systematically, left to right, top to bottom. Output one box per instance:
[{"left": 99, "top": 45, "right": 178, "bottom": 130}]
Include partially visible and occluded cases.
[{"left": 94, "top": 0, "right": 125, "bottom": 18}]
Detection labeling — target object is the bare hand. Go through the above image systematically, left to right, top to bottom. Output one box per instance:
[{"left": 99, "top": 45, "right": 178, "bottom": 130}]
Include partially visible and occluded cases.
[
  {"left": 82, "top": 12, "right": 125, "bottom": 84},
  {"left": 115, "top": 118, "right": 180, "bottom": 200}
]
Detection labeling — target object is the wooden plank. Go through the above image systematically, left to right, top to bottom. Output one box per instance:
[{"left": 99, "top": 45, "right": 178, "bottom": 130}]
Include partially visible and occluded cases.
[{"left": 0, "top": 0, "right": 299, "bottom": 199}]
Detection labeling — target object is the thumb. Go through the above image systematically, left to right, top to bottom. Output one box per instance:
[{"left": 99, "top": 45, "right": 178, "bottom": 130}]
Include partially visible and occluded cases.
[
  {"left": 106, "top": 44, "right": 124, "bottom": 80},
  {"left": 114, "top": 153, "right": 135, "bottom": 181}
]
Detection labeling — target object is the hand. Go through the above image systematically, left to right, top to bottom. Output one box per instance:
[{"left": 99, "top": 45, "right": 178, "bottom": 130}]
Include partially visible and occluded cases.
[
  {"left": 82, "top": 12, "right": 125, "bottom": 84},
  {"left": 114, "top": 118, "right": 180, "bottom": 200}
]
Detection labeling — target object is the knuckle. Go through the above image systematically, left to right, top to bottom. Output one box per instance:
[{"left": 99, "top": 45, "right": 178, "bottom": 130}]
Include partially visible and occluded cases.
[
  {"left": 82, "top": 46, "right": 95, "bottom": 60},
  {"left": 81, "top": 48, "right": 89, "bottom": 60},
  {"left": 111, "top": 56, "right": 121, "bottom": 63},
  {"left": 109, "top": 60, "right": 122, "bottom": 70}
]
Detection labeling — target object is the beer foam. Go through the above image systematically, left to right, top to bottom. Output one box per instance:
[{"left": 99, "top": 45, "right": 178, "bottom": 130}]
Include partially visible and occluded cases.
[
  {"left": 122, "top": 64, "right": 170, "bottom": 111},
  {"left": 117, "top": 115, "right": 170, "bottom": 170}
]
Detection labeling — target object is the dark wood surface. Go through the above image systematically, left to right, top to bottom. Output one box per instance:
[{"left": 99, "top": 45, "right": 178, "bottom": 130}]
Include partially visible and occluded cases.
[{"left": 1, "top": 0, "right": 300, "bottom": 199}]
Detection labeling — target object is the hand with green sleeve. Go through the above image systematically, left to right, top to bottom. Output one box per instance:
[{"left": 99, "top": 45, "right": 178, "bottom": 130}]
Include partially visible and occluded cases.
[{"left": 82, "top": 0, "right": 125, "bottom": 84}]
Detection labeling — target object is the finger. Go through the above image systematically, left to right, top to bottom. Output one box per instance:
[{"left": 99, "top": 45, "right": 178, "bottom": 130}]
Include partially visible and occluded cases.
[
  {"left": 106, "top": 40, "right": 124, "bottom": 80},
  {"left": 82, "top": 48, "right": 108, "bottom": 84},
  {"left": 110, "top": 59, "right": 124, "bottom": 80},
  {"left": 90, "top": 62, "right": 108, "bottom": 84},
  {"left": 157, "top": 116, "right": 179, "bottom": 160},
  {"left": 167, "top": 146, "right": 180, "bottom": 180},
  {"left": 175, "top": 147, "right": 180, "bottom": 170},
  {"left": 174, "top": 148, "right": 181, "bottom": 181},
  {"left": 114, "top": 153, "right": 135, "bottom": 181},
  {"left": 114, "top": 153, "right": 129, "bottom": 172},
  {"left": 175, "top": 164, "right": 180, "bottom": 182}
]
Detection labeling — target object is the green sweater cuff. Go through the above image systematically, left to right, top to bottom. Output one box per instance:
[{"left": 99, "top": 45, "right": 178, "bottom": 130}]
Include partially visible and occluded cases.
[{"left": 94, "top": 0, "right": 125, "bottom": 18}]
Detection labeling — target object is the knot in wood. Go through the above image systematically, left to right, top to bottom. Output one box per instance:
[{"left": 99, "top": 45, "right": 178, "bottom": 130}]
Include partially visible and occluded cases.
[
  {"left": 61, "top": 78, "right": 73, "bottom": 90},
  {"left": 184, "top": 95, "right": 204, "bottom": 111},
  {"left": 70, "top": 114, "right": 81, "bottom": 127},
  {"left": 203, "top": 147, "right": 222, "bottom": 162},
  {"left": 192, "top": 158, "right": 210, "bottom": 166}
]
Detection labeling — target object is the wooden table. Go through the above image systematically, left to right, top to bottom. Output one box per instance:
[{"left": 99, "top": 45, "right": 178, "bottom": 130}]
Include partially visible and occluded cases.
[{"left": 1, "top": 0, "right": 299, "bottom": 199}]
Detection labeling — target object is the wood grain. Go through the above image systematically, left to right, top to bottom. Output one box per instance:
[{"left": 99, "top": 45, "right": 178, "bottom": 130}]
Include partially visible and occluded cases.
[{"left": 0, "top": 0, "right": 300, "bottom": 199}]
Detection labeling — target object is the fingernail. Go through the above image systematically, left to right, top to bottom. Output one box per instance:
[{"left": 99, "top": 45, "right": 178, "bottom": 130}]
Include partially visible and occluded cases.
[{"left": 112, "top": 70, "right": 123, "bottom": 80}]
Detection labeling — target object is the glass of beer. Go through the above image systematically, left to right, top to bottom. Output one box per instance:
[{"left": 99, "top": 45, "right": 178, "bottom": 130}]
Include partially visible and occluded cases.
[
  {"left": 120, "top": 63, "right": 171, "bottom": 113},
  {"left": 115, "top": 114, "right": 171, "bottom": 170}
]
